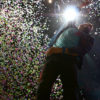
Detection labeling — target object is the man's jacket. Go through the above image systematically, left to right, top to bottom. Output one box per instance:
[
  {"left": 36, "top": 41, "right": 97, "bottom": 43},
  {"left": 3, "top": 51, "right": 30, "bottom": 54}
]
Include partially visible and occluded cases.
[
  {"left": 49, "top": 25, "right": 94, "bottom": 56},
  {"left": 53, "top": 27, "right": 79, "bottom": 48}
]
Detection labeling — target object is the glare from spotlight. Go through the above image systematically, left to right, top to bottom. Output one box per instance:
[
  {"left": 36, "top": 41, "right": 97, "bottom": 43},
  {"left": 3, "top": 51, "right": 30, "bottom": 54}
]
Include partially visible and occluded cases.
[
  {"left": 48, "top": 0, "right": 53, "bottom": 4},
  {"left": 62, "top": 6, "right": 80, "bottom": 22}
]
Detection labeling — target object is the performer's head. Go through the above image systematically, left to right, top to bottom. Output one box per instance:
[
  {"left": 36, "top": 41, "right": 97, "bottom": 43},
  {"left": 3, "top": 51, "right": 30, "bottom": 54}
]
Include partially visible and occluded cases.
[{"left": 78, "top": 23, "right": 93, "bottom": 34}]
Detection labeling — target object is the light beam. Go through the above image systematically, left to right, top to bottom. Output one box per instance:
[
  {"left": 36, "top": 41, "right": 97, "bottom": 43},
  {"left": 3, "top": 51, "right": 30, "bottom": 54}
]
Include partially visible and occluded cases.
[{"left": 62, "top": 6, "right": 80, "bottom": 22}]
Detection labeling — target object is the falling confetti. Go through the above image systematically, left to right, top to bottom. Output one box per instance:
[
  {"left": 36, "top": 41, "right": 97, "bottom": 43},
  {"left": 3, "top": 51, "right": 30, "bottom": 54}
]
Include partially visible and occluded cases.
[
  {"left": 0, "top": 0, "right": 100, "bottom": 99},
  {"left": 0, "top": 0, "right": 50, "bottom": 99}
]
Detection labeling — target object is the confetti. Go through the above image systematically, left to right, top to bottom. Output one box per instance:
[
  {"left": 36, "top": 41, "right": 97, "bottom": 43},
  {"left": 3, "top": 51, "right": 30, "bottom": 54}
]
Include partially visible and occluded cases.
[
  {"left": 0, "top": 0, "right": 100, "bottom": 99},
  {"left": 0, "top": 0, "right": 49, "bottom": 99}
]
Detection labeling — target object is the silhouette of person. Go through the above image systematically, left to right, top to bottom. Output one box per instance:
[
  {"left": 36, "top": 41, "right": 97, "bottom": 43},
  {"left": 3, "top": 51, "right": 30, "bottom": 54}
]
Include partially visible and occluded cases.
[{"left": 37, "top": 23, "right": 94, "bottom": 100}]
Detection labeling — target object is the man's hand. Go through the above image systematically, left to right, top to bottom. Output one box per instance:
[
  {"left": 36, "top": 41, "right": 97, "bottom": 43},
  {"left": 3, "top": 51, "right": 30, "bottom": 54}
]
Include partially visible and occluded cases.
[{"left": 46, "top": 47, "right": 62, "bottom": 56}]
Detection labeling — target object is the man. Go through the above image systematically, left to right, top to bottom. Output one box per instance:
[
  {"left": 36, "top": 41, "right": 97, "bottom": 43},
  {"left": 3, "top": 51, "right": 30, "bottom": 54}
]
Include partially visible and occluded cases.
[
  {"left": 37, "top": 23, "right": 94, "bottom": 100},
  {"left": 46, "top": 23, "right": 94, "bottom": 68}
]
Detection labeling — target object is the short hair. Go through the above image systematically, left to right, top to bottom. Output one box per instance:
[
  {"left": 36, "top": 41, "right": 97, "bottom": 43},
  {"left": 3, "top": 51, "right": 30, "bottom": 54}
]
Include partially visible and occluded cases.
[{"left": 78, "top": 23, "right": 93, "bottom": 34}]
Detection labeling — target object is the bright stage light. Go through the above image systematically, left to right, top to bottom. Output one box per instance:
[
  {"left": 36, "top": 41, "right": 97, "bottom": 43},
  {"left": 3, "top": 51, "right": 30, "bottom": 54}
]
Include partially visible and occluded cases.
[
  {"left": 48, "top": 0, "right": 53, "bottom": 4},
  {"left": 62, "top": 6, "right": 80, "bottom": 22}
]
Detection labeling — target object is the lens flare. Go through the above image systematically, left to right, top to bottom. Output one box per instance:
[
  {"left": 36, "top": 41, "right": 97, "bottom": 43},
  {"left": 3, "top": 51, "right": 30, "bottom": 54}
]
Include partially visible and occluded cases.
[
  {"left": 48, "top": 0, "right": 53, "bottom": 4},
  {"left": 62, "top": 6, "right": 80, "bottom": 22}
]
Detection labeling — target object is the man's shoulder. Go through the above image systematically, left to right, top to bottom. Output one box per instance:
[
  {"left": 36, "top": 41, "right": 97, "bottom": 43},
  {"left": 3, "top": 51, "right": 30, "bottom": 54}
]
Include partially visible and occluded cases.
[{"left": 66, "top": 27, "right": 79, "bottom": 36}]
